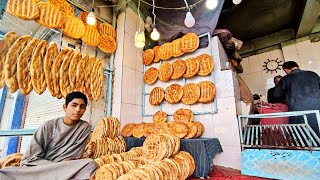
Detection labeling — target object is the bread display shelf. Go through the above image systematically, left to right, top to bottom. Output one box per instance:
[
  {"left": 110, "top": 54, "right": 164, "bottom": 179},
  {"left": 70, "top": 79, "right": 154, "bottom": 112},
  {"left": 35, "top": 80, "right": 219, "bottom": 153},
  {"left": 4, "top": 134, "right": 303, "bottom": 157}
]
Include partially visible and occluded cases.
[{"left": 142, "top": 32, "right": 217, "bottom": 117}]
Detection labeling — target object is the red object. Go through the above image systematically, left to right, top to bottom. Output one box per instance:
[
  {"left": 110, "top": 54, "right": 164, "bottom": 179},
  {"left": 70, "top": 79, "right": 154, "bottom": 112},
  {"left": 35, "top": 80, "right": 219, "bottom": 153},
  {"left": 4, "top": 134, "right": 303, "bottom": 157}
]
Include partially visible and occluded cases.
[{"left": 256, "top": 103, "right": 289, "bottom": 125}]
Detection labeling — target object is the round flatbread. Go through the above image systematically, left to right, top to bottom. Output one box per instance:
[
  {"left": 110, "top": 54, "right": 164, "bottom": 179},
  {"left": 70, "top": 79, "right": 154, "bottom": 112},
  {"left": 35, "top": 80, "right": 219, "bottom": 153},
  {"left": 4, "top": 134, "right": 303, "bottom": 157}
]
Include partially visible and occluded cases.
[
  {"left": 61, "top": 15, "right": 85, "bottom": 39},
  {"left": 180, "top": 33, "right": 199, "bottom": 53},
  {"left": 98, "top": 34, "right": 117, "bottom": 54},
  {"left": 171, "top": 38, "right": 184, "bottom": 57},
  {"left": 44, "top": 42, "right": 59, "bottom": 96},
  {"left": 158, "top": 43, "right": 172, "bottom": 60},
  {"left": 153, "top": 46, "right": 161, "bottom": 63},
  {"left": 142, "top": 49, "right": 154, "bottom": 65},
  {"left": 197, "top": 54, "right": 214, "bottom": 76},
  {"left": 183, "top": 58, "right": 199, "bottom": 78},
  {"left": 171, "top": 59, "right": 186, "bottom": 80},
  {"left": 158, "top": 62, "right": 173, "bottom": 82},
  {"left": 143, "top": 67, "right": 158, "bottom": 85},
  {"left": 198, "top": 81, "right": 216, "bottom": 103},
  {"left": 181, "top": 83, "right": 200, "bottom": 105},
  {"left": 165, "top": 84, "right": 183, "bottom": 104},
  {"left": 149, "top": 87, "right": 165, "bottom": 105},
  {"left": 173, "top": 108, "right": 194, "bottom": 122},
  {"left": 153, "top": 111, "right": 167, "bottom": 124},
  {"left": 171, "top": 122, "right": 189, "bottom": 138},
  {"left": 121, "top": 123, "right": 137, "bottom": 137}
]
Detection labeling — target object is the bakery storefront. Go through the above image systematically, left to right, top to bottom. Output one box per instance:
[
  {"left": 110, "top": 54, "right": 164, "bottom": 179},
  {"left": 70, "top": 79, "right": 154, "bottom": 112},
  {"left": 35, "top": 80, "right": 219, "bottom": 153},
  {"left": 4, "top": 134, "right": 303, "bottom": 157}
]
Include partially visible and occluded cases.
[{"left": 2, "top": 0, "right": 311, "bottom": 179}]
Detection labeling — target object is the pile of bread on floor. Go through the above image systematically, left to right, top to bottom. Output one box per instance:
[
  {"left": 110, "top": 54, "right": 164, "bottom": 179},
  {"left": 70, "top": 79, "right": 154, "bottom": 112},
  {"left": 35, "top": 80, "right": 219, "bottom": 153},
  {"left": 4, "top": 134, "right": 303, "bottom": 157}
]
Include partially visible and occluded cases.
[
  {"left": 5, "top": 0, "right": 116, "bottom": 53},
  {"left": 0, "top": 31, "right": 104, "bottom": 100},
  {"left": 121, "top": 109, "right": 205, "bottom": 139},
  {"left": 83, "top": 116, "right": 126, "bottom": 159},
  {"left": 93, "top": 133, "right": 195, "bottom": 180},
  {"left": 0, "top": 153, "right": 23, "bottom": 169}
]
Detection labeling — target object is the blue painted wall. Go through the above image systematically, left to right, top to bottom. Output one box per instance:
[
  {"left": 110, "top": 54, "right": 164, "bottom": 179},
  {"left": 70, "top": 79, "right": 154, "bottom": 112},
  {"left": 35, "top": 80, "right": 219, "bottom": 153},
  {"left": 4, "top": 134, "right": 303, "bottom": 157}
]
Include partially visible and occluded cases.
[
  {"left": 4, "top": 91, "right": 25, "bottom": 155},
  {"left": 242, "top": 149, "right": 320, "bottom": 180}
]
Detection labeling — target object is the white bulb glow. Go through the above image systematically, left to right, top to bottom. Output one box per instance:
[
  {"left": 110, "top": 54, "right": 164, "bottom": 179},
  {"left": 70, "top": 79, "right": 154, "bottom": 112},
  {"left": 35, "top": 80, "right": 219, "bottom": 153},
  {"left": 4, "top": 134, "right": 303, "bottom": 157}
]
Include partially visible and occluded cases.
[
  {"left": 206, "top": 0, "right": 219, "bottom": 10},
  {"left": 232, "top": 0, "right": 242, "bottom": 5},
  {"left": 87, "top": 12, "right": 96, "bottom": 26},
  {"left": 184, "top": 12, "right": 195, "bottom": 28},
  {"left": 150, "top": 28, "right": 160, "bottom": 40},
  {"left": 134, "top": 31, "right": 145, "bottom": 48}
]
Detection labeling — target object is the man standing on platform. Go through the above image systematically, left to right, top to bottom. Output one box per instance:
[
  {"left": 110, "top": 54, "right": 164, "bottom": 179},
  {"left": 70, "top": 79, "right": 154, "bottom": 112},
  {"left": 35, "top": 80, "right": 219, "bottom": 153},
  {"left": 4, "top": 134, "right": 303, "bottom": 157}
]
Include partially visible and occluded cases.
[{"left": 273, "top": 61, "right": 320, "bottom": 136}]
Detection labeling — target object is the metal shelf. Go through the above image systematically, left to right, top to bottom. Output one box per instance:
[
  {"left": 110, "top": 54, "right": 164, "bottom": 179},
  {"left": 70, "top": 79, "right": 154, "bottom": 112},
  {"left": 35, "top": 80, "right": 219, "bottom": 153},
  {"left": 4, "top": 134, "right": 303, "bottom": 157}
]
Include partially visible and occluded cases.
[{"left": 142, "top": 32, "right": 218, "bottom": 117}]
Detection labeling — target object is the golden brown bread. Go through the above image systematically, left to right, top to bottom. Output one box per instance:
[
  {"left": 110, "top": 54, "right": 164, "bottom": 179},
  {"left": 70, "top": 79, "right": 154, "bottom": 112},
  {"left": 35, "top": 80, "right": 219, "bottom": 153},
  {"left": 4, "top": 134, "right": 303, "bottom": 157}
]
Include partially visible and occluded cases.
[
  {"left": 6, "top": 0, "right": 39, "bottom": 20},
  {"left": 48, "top": 0, "right": 74, "bottom": 16},
  {"left": 36, "top": 2, "right": 65, "bottom": 29},
  {"left": 79, "top": 12, "right": 99, "bottom": 29},
  {"left": 61, "top": 15, "right": 85, "bottom": 39},
  {"left": 99, "top": 23, "right": 116, "bottom": 39},
  {"left": 82, "top": 25, "right": 101, "bottom": 47},
  {"left": 0, "top": 32, "right": 19, "bottom": 89},
  {"left": 180, "top": 33, "right": 199, "bottom": 53},
  {"left": 98, "top": 34, "right": 117, "bottom": 54},
  {"left": 5, "top": 35, "right": 32, "bottom": 93},
  {"left": 17, "top": 38, "right": 40, "bottom": 95},
  {"left": 171, "top": 38, "right": 184, "bottom": 57},
  {"left": 30, "top": 40, "right": 48, "bottom": 95},
  {"left": 44, "top": 42, "right": 59, "bottom": 96},
  {"left": 158, "top": 43, "right": 172, "bottom": 60},
  {"left": 152, "top": 46, "right": 161, "bottom": 63},
  {"left": 59, "top": 49, "right": 75, "bottom": 98},
  {"left": 143, "top": 49, "right": 154, "bottom": 66},
  {"left": 69, "top": 52, "right": 82, "bottom": 92},
  {"left": 76, "top": 54, "right": 88, "bottom": 94},
  {"left": 197, "top": 54, "right": 214, "bottom": 76},
  {"left": 84, "top": 57, "right": 96, "bottom": 99},
  {"left": 183, "top": 58, "right": 199, "bottom": 78},
  {"left": 90, "top": 59, "right": 104, "bottom": 101},
  {"left": 171, "top": 59, "right": 186, "bottom": 80},
  {"left": 158, "top": 62, "right": 173, "bottom": 82},
  {"left": 143, "top": 67, "right": 158, "bottom": 85},
  {"left": 198, "top": 81, "right": 216, "bottom": 103},
  {"left": 181, "top": 83, "right": 200, "bottom": 105},
  {"left": 165, "top": 84, "right": 183, "bottom": 104},
  {"left": 149, "top": 87, "right": 165, "bottom": 105},
  {"left": 173, "top": 108, "right": 194, "bottom": 122},
  {"left": 153, "top": 110, "right": 167, "bottom": 124}
]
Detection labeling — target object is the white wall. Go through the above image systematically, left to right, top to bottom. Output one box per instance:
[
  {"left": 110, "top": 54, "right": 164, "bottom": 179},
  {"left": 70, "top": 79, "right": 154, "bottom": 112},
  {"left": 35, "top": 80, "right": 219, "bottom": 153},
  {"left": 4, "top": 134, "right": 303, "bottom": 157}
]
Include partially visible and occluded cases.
[
  {"left": 112, "top": 8, "right": 242, "bottom": 170},
  {"left": 239, "top": 40, "right": 320, "bottom": 99}
]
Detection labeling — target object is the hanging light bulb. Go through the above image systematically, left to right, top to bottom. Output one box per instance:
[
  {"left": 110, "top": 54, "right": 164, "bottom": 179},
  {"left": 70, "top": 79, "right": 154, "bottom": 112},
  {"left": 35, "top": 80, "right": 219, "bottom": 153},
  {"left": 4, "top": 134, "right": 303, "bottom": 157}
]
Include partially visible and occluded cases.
[
  {"left": 206, "top": 0, "right": 219, "bottom": 10},
  {"left": 232, "top": 0, "right": 242, "bottom": 5},
  {"left": 87, "top": 11, "right": 96, "bottom": 26},
  {"left": 184, "top": 11, "right": 195, "bottom": 28},
  {"left": 151, "top": 28, "right": 160, "bottom": 40},
  {"left": 135, "top": 31, "right": 145, "bottom": 48}
]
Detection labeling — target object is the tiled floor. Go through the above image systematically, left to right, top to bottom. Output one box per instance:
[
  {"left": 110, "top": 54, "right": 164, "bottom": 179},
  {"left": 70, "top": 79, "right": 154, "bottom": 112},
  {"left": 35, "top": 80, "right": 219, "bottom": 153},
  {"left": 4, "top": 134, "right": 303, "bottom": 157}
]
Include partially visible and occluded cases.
[{"left": 187, "top": 166, "right": 269, "bottom": 180}]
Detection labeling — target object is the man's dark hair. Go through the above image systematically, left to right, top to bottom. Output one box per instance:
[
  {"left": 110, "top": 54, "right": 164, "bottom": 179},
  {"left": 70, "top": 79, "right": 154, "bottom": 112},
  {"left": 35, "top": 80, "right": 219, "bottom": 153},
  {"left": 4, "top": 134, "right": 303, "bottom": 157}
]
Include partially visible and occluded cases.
[
  {"left": 282, "top": 61, "right": 299, "bottom": 70},
  {"left": 274, "top": 75, "right": 282, "bottom": 83},
  {"left": 65, "top": 92, "right": 88, "bottom": 106}
]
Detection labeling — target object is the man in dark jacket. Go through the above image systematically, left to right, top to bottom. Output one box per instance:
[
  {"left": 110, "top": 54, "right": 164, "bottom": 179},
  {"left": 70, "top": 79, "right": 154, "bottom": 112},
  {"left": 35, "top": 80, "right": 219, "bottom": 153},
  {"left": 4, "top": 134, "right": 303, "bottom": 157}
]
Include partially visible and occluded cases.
[
  {"left": 274, "top": 61, "right": 320, "bottom": 136},
  {"left": 267, "top": 75, "right": 286, "bottom": 104}
]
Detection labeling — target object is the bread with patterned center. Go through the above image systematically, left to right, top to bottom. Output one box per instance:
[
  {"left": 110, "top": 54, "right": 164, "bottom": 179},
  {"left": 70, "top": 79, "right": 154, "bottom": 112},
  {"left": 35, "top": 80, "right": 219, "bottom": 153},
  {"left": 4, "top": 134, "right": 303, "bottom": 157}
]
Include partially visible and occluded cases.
[
  {"left": 6, "top": 0, "right": 39, "bottom": 20},
  {"left": 48, "top": 0, "right": 74, "bottom": 16},
  {"left": 36, "top": 2, "right": 65, "bottom": 29},
  {"left": 61, "top": 15, "right": 85, "bottom": 39},
  {"left": 99, "top": 23, "right": 116, "bottom": 39},
  {"left": 82, "top": 25, "right": 101, "bottom": 47},
  {"left": 0, "top": 32, "right": 19, "bottom": 89},
  {"left": 180, "top": 33, "right": 199, "bottom": 53},
  {"left": 98, "top": 34, "right": 117, "bottom": 53},
  {"left": 5, "top": 35, "right": 32, "bottom": 93},
  {"left": 17, "top": 38, "right": 40, "bottom": 95},
  {"left": 171, "top": 38, "right": 184, "bottom": 57},
  {"left": 30, "top": 40, "right": 48, "bottom": 95},
  {"left": 44, "top": 42, "right": 59, "bottom": 96},
  {"left": 158, "top": 43, "right": 173, "bottom": 60},
  {"left": 153, "top": 46, "right": 161, "bottom": 63},
  {"left": 51, "top": 48, "right": 71, "bottom": 98},
  {"left": 59, "top": 48, "right": 74, "bottom": 98},
  {"left": 143, "top": 49, "right": 154, "bottom": 66},
  {"left": 68, "top": 52, "right": 82, "bottom": 92},
  {"left": 76, "top": 54, "right": 88, "bottom": 93},
  {"left": 197, "top": 54, "right": 214, "bottom": 76},
  {"left": 84, "top": 57, "right": 96, "bottom": 99},
  {"left": 183, "top": 58, "right": 199, "bottom": 78},
  {"left": 91, "top": 59, "right": 104, "bottom": 101},
  {"left": 171, "top": 59, "right": 186, "bottom": 80},
  {"left": 158, "top": 62, "right": 173, "bottom": 82},
  {"left": 143, "top": 67, "right": 158, "bottom": 85},
  {"left": 198, "top": 81, "right": 216, "bottom": 103},
  {"left": 181, "top": 83, "right": 200, "bottom": 105},
  {"left": 165, "top": 84, "right": 183, "bottom": 104},
  {"left": 149, "top": 87, "right": 165, "bottom": 105},
  {"left": 173, "top": 108, "right": 194, "bottom": 122},
  {"left": 153, "top": 111, "right": 167, "bottom": 124},
  {"left": 171, "top": 122, "right": 189, "bottom": 138},
  {"left": 184, "top": 122, "right": 198, "bottom": 139},
  {"left": 194, "top": 122, "right": 205, "bottom": 138},
  {"left": 121, "top": 123, "right": 137, "bottom": 137}
]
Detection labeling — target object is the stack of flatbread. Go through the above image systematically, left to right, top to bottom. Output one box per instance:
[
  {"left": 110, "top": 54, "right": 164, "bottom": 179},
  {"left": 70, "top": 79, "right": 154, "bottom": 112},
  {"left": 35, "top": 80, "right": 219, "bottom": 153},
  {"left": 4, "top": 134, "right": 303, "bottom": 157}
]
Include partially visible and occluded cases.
[
  {"left": 0, "top": 32, "right": 104, "bottom": 101},
  {"left": 141, "top": 32, "right": 200, "bottom": 66},
  {"left": 84, "top": 116, "right": 126, "bottom": 158},
  {"left": 94, "top": 147, "right": 143, "bottom": 167},
  {"left": 0, "top": 153, "right": 23, "bottom": 168}
]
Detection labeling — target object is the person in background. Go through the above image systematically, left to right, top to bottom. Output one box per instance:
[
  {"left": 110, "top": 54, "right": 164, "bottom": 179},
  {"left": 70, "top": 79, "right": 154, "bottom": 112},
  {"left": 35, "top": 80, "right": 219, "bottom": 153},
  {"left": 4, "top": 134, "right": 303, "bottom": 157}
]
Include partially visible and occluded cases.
[
  {"left": 274, "top": 61, "right": 320, "bottom": 136},
  {"left": 267, "top": 75, "right": 286, "bottom": 104},
  {"left": 0, "top": 92, "right": 97, "bottom": 180}
]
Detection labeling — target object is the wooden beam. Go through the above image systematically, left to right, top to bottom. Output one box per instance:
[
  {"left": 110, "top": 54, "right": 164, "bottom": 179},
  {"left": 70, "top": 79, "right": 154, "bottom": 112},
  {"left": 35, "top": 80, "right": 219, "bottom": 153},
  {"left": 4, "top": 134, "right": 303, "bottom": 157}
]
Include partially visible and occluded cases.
[
  {"left": 295, "top": 0, "right": 320, "bottom": 38},
  {"left": 238, "top": 29, "right": 294, "bottom": 55}
]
